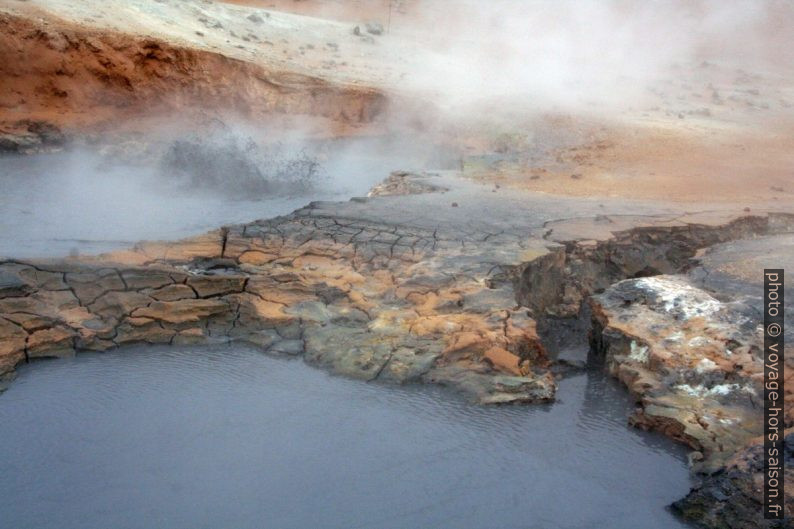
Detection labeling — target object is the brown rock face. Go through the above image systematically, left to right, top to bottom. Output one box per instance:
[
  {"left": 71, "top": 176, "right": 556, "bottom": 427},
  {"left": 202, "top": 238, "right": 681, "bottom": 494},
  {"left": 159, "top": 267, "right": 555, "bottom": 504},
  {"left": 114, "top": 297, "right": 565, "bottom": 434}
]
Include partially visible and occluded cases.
[
  {"left": 0, "top": 12, "right": 386, "bottom": 152},
  {"left": 517, "top": 213, "right": 775, "bottom": 318}
]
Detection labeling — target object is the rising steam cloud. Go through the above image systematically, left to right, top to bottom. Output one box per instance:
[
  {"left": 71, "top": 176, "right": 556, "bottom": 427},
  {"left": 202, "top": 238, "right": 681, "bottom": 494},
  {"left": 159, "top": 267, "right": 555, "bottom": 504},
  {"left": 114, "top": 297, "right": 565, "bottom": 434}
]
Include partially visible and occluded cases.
[{"left": 385, "top": 0, "right": 793, "bottom": 114}]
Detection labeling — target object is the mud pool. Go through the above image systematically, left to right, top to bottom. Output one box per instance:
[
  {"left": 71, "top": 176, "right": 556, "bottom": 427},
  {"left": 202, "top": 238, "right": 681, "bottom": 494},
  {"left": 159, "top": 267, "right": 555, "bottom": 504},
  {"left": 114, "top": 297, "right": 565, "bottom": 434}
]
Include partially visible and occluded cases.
[
  {"left": 0, "top": 136, "right": 438, "bottom": 258},
  {"left": 0, "top": 345, "right": 693, "bottom": 529}
]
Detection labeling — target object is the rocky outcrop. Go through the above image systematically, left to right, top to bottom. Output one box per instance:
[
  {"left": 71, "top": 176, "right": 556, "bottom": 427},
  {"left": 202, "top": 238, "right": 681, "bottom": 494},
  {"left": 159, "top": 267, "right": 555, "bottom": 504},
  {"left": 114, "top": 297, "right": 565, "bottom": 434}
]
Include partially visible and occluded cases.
[
  {"left": 509, "top": 212, "right": 794, "bottom": 528},
  {"left": 588, "top": 234, "right": 794, "bottom": 527},
  {"left": 590, "top": 275, "right": 766, "bottom": 467},
  {"left": 671, "top": 429, "right": 794, "bottom": 529}
]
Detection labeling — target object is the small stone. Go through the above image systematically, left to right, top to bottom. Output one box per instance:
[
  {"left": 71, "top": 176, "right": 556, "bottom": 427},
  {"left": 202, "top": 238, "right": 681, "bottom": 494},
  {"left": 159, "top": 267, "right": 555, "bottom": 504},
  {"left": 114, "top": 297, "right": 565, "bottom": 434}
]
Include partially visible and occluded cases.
[
  {"left": 365, "top": 22, "right": 384, "bottom": 35},
  {"left": 451, "top": 202, "right": 458, "bottom": 207},
  {"left": 149, "top": 284, "right": 196, "bottom": 301},
  {"left": 131, "top": 299, "right": 229, "bottom": 324},
  {"left": 27, "top": 326, "right": 75, "bottom": 359},
  {"left": 687, "top": 451, "right": 704, "bottom": 467}
]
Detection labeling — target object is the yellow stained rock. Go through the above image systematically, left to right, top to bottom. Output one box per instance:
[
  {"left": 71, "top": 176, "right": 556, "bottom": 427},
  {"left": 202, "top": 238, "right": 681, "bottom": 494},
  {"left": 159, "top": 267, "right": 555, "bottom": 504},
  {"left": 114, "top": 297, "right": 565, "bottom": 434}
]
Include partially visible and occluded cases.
[{"left": 482, "top": 347, "right": 525, "bottom": 376}]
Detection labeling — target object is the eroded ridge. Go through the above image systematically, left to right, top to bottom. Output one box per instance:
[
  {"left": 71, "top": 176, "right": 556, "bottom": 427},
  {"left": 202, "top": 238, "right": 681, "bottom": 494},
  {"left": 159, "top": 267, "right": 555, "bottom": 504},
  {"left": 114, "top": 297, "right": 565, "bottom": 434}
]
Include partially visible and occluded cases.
[
  {"left": 517, "top": 214, "right": 794, "bottom": 455},
  {"left": 582, "top": 236, "right": 794, "bottom": 526},
  {"left": 591, "top": 274, "right": 794, "bottom": 526},
  {"left": 591, "top": 275, "right": 770, "bottom": 466}
]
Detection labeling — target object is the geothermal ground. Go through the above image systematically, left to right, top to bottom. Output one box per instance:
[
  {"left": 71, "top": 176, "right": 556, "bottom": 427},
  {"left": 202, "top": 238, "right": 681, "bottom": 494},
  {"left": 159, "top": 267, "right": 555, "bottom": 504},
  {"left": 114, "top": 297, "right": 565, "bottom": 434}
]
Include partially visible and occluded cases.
[{"left": 0, "top": 1, "right": 793, "bottom": 528}]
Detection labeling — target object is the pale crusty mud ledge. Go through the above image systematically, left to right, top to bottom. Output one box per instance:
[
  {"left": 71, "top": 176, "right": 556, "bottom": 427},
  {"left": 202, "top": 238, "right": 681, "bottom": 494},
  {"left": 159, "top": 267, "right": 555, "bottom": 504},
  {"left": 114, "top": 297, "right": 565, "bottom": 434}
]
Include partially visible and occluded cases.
[{"left": 0, "top": 172, "right": 792, "bottom": 527}]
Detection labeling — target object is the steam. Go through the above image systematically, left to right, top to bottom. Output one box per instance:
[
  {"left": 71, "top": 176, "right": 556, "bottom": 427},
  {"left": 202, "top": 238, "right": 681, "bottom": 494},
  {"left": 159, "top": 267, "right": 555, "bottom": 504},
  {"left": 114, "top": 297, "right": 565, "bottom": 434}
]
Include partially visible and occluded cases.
[
  {"left": 3, "top": 0, "right": 791, "bottom": 258},
  {"left": 382, "top": 0, "right": 793, "bottom": 116},
  {"left": 0, "top": 123, "right": 456, "bottom": 258},
  {"left": 161, "top": 133, "right": 325, "bottom": 197}
]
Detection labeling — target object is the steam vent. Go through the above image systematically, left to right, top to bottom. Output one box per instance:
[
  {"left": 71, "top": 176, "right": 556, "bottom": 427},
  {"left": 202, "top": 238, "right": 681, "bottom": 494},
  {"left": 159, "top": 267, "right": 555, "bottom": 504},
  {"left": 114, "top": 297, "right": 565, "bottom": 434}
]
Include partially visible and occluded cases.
[{"left": 0, "top": 1, "right": 792, "bottom": 528}]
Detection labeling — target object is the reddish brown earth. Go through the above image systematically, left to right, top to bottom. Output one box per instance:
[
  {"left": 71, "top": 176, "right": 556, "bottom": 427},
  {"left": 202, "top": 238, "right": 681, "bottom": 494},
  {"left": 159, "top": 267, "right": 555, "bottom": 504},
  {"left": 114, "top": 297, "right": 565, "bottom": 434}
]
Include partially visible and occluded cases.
[
  {"left": 4, "top": 1, "right": 792, "bottom": 208},
  {"left": 0, "top": 10, "right": 385, "bottom": 146},
  {"left": 472, "top": 123, "right": 794, "bottom": 204}
]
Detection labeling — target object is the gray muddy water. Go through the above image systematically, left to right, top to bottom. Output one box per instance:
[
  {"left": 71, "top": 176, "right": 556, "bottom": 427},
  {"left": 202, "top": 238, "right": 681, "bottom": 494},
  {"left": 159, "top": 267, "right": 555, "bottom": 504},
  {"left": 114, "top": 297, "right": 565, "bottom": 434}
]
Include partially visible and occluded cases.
[
  {"left": 0, "top": 135, "right": 441, "bottom": 258},
  {"left": 0, "top": 345, "right": 693, "bottom": 529}
]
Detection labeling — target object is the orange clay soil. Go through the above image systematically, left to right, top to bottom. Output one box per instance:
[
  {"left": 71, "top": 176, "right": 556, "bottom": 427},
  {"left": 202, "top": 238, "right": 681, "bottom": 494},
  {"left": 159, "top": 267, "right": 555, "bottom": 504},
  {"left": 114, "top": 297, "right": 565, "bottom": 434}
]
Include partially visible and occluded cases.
[
  {"left": 0, "top": 10, "right": 385, "bottom": 140},
  {"left": 466, "top": 119, "right": 794, "bottom": 205}
]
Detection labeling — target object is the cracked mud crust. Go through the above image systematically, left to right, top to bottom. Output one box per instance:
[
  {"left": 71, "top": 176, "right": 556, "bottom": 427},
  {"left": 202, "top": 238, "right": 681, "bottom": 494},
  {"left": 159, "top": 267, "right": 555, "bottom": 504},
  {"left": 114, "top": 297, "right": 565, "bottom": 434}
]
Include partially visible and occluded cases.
[{"left": 0, "top": 173, "right": 790, "bottom": 405}]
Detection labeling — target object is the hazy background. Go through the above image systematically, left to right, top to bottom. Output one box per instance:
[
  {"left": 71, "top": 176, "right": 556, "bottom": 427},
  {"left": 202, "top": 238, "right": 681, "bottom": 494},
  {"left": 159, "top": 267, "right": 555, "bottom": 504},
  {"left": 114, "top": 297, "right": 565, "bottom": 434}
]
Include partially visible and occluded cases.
[{"left": 386, "top": 0, "right": 794, "bottom": 116}]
